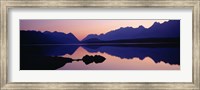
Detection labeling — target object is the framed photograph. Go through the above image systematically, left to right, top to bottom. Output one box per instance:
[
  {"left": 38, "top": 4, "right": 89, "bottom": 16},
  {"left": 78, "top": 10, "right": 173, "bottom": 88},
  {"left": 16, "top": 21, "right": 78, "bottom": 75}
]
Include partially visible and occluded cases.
[{"left": 1, "top": 0, "right": 199, "bottom": 90}]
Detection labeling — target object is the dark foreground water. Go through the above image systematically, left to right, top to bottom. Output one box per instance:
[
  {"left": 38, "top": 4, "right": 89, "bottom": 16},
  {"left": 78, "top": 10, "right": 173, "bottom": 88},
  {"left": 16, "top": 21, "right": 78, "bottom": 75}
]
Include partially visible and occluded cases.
[{"left": 20, "top": 44, "right": 180, "bottom": 70}]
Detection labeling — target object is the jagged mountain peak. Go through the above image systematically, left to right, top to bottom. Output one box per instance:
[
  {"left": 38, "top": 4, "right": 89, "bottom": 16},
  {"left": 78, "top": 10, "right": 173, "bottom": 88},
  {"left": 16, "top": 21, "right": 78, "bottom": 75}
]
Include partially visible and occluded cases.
[
  {"left": 82, "top": 20, "right": 180, "bottom": 42},
  {"left": 138, "top": 25, "right": 145, "bottom": 29}
]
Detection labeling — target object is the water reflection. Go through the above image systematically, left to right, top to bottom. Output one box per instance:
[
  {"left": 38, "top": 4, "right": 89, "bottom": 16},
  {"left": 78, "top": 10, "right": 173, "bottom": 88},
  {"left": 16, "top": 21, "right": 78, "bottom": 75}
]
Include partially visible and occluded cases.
[
  {"left": 20, "top": 44, "right": 180, "bottom": 70},
  {"left": 82, "top": 45, "right": 180, "bottom": 65}
]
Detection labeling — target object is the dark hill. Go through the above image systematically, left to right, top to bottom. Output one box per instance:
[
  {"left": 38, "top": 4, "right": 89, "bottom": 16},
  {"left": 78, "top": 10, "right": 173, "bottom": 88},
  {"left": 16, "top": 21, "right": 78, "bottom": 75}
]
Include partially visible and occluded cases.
[{"left": 20, "top": 30, "right": 80, "bottom": 44}]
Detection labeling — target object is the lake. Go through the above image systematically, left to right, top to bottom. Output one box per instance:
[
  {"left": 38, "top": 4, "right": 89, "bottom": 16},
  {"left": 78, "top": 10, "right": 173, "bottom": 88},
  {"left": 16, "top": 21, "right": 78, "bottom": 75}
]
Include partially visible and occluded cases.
[{"left": 20, "top": 44, "right": 180, "bottom": 70}]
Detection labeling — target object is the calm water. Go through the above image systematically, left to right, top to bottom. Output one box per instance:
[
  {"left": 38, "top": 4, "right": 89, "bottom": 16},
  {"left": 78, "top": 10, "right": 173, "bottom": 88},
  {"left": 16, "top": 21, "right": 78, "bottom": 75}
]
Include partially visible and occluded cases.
[{"left": 20, "top": 44, "right": 180, "bottom": 70}]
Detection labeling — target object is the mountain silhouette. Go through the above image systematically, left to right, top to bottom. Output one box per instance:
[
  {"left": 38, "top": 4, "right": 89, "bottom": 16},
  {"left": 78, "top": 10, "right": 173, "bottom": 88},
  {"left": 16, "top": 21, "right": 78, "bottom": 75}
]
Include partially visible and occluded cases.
[
  {"left": 20, "top": 20, "right": 180, "bottom": 44},
  {"left": 82, "top": 20, "right": 180, "bottom": 42},
  {"left": 20, "top": 30, "right": 80, "bottom": 44}
]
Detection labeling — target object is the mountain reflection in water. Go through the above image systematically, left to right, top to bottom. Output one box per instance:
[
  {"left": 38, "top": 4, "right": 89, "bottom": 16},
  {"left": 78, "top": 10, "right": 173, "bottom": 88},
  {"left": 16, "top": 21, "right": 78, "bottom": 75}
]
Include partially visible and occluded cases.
[{"left": 20, "top": 44, "right": 180, "bottom": 70}]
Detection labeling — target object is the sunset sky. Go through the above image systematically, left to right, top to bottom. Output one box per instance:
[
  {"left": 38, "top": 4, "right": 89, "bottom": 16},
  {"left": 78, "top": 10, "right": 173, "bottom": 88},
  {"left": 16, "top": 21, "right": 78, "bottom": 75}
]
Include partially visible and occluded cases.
[{"left": 20, "top": 20, "right": 168, "bottom": 40}]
